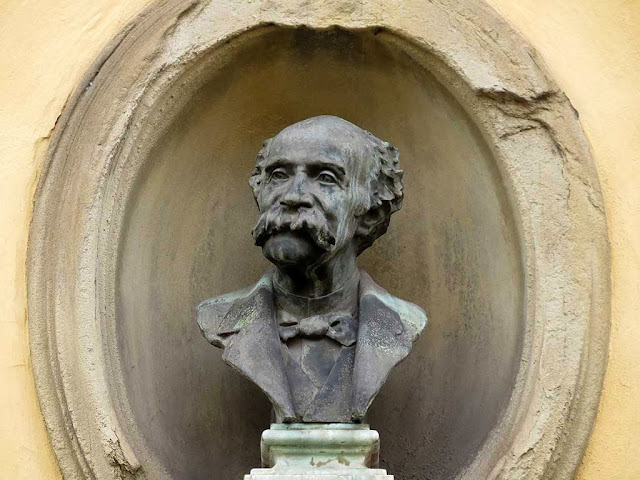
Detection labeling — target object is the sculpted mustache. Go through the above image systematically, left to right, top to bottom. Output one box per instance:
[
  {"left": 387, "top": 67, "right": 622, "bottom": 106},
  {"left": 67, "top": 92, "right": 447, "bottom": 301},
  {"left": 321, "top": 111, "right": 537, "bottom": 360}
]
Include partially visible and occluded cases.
[{"left": 251, "top": 208, "right": 336, "bottom": 251}]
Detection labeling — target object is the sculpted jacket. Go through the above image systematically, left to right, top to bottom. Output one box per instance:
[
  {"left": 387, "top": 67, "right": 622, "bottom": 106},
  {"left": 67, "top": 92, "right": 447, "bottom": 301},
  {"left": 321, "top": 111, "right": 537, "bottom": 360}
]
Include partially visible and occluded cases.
[{"left": 196, "top": 270, "right": 427, "bottom": 423}]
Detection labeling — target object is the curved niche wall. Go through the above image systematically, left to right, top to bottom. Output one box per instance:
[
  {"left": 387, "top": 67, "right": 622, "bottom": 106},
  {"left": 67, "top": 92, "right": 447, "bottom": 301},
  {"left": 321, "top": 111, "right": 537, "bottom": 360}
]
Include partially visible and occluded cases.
[
  {"left": 28, "top": 2, "right": 610, "bottom": 480},
  {"left": 119, "top": 27, "right": 522, "bottom": 480}
]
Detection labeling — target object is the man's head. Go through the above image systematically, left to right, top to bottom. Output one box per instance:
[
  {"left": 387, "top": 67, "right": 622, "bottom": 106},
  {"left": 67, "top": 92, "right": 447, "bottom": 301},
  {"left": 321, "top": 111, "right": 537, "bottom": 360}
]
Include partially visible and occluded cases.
[{"left": 250, "top": 116, "right": 403, "bottom": 269}]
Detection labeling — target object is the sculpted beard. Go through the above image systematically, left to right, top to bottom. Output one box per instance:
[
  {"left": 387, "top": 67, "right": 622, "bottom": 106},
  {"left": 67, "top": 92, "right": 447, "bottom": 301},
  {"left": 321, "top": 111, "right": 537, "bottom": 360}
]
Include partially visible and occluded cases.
[{"left": 252, "top": 205, "right": 336, "bottom": 251}]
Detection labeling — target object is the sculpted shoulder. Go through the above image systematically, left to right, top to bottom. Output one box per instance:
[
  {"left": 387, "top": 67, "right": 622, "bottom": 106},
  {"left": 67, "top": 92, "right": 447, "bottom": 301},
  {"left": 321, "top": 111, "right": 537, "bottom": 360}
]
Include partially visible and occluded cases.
[
  {"left": 359, "top": 270, "right": 427, "bottom": 342},
  {"left": 196, "top": 273, "right": 272, "bottom": 348},
  {"left": 388, "top": 294, "right": 428, "bottom": 341}
]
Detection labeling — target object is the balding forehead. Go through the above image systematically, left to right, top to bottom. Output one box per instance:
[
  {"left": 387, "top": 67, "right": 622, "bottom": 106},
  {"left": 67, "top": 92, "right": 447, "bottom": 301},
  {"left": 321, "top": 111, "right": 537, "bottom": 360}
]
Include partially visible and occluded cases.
[
  {"left": 277, "top": 117, "right": 369, "bottom": 145},
  {"left": 266, "top": 119, "right": 373, "bottom": 167}
]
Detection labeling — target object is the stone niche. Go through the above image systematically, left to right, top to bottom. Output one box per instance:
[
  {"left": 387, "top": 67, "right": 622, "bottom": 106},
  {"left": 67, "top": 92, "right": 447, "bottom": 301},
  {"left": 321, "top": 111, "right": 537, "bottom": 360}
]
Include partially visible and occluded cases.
[{"left": 28, "top": 1, "right": 610, "bottom": 480}]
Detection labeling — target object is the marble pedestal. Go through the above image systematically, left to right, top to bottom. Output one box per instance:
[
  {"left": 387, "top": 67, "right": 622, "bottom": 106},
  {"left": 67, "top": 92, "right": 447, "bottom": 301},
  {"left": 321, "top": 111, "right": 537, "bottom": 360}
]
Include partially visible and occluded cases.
[{"left": 245, "top": 424, "right": 393, "bottom": 479}]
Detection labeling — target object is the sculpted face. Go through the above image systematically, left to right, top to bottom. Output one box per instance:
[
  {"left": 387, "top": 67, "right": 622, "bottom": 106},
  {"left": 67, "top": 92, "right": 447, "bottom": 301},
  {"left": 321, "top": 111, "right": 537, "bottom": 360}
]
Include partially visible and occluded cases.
[{"left": 252, "top": 119, "right": 369, "bottom": 269}]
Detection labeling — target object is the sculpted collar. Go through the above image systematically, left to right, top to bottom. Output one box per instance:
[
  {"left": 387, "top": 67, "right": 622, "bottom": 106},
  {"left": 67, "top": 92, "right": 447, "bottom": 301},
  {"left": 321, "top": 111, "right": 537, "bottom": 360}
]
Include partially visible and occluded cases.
[{"left": 272, "top": 269, "right": 360, "bottom": 318}]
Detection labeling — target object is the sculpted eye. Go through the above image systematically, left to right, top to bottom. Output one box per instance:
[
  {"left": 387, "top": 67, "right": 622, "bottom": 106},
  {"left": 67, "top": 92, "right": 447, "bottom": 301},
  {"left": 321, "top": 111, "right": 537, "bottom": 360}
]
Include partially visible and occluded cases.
[
  {"left": 270, "top": 169, "right": 289, "bottom": 181},
  {"left": 317, "top": 171, "right": 338, "bottom": 185}
]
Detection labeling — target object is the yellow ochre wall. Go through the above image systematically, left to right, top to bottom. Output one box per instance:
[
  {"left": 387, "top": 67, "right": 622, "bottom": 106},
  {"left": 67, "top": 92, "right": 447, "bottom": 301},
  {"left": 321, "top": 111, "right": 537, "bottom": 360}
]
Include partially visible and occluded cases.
[{"left": 0, "top": 1, "right": 637, "bottom": 479}]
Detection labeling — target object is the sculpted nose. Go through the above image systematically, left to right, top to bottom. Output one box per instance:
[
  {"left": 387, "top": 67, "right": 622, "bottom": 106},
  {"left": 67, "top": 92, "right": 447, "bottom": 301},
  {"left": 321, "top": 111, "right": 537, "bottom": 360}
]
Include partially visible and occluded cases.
[{"left": 280, "top": 176, "right": 313, "bottom": 208}]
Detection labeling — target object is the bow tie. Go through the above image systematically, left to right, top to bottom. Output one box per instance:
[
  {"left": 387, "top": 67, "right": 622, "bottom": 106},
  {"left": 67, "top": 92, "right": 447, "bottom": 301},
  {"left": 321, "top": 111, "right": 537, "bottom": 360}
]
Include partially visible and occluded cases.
[{"left": 278, "top": 312, "right": 358, "bottom": 347}]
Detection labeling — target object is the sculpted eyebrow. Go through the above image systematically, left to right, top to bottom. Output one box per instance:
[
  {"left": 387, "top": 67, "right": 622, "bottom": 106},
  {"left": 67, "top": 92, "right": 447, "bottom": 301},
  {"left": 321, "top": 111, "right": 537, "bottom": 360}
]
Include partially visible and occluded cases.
[
  {"left": 264, "top": 159, "right": 293, "bottom": 172},
  {"left": 309, "top": 161, "right": 346, "bottom": 177}
]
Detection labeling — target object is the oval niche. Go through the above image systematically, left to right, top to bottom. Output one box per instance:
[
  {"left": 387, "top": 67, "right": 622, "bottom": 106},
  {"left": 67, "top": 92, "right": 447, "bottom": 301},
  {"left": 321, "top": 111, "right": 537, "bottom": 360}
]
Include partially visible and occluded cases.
[
  {"left": 27, "top": 2, "right": 609, "bottom": 480},
  {"left": 118, "top": 26, "right": 522, "bottom": 480}
]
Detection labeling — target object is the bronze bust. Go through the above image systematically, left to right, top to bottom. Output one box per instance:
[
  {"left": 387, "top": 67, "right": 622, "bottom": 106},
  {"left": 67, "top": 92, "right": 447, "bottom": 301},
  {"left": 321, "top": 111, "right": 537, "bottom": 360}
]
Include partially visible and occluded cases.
[{"left": 197, "top": 116, "right": 426, "bottom": 423}]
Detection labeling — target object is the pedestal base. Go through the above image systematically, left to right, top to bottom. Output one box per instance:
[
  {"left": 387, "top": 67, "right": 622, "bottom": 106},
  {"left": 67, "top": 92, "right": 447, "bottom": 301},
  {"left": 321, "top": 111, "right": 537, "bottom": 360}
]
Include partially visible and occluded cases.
[
  {"left": 245, "top": 424, "right": 393, "bottom": 479},
  {"left": 245, "top": 473, "right": 392, "bottom": 479}
]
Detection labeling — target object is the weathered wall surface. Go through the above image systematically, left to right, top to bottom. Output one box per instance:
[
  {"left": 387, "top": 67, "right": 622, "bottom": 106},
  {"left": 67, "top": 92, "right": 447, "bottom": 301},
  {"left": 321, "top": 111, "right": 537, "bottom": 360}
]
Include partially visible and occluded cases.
[
  {"left": 0, "top": 1, "right": 637, "bottom": 479},
  {"left": 0, "top": 3, "right": 154, "bottom": 478},
  {"left": 484, "top": 4, "right": 640, "bottom": 478}
]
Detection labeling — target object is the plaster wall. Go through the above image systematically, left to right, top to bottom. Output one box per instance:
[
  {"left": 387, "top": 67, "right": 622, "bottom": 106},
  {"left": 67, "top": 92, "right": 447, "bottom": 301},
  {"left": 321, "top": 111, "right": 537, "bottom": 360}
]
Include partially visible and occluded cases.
[{"left": 0, "top": 1, "right": 636, "bottom": 479}]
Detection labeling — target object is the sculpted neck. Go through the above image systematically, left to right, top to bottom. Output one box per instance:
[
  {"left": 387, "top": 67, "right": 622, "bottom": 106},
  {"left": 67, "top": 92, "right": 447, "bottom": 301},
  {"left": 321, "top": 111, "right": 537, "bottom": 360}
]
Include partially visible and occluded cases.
[{"left": 274, "top": 246, "right": 358, "bottom": 298}]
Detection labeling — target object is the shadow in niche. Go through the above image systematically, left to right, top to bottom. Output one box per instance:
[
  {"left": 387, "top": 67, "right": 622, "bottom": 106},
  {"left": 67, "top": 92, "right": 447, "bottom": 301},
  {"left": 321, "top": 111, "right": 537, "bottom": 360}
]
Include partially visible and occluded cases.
[{"left": 116, "top": 26, "right": 523, "bottom": 480}]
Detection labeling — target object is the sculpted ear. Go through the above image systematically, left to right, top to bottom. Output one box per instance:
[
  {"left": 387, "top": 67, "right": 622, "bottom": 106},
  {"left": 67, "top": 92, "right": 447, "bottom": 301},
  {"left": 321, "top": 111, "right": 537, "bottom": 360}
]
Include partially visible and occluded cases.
[{"left": 354, "top": 204, "right": 392, "bottom": 255}]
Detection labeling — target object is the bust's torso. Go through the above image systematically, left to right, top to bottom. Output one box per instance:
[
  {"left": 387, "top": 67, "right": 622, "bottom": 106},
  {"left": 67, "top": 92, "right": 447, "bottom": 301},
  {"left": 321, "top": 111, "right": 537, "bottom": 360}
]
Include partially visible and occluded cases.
[{"left": 274, "top": 271, "right": 360, "bottom": 421}]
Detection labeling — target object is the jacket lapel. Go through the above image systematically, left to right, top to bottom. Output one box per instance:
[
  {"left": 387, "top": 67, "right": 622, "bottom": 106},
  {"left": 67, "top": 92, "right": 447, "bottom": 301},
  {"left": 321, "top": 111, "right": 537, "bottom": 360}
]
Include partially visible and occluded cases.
[
  {"left": 351, "top": 271, "right": 414, "bottom": 421},
  {"left": 219, "top": 274, "right": 297, "bottom": 422}
]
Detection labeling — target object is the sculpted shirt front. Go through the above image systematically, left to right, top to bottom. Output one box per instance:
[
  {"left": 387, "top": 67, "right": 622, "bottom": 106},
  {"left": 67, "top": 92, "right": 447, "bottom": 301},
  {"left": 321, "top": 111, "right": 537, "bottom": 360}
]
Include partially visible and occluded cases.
[{"left": 274, "top": 271, "right": 360, "bottom": 421}]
